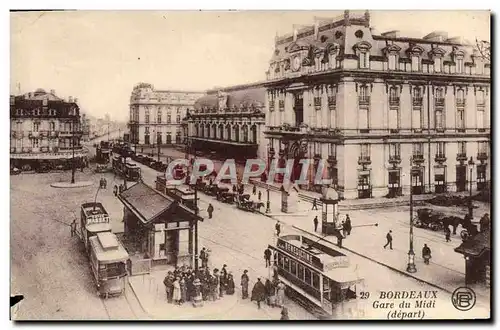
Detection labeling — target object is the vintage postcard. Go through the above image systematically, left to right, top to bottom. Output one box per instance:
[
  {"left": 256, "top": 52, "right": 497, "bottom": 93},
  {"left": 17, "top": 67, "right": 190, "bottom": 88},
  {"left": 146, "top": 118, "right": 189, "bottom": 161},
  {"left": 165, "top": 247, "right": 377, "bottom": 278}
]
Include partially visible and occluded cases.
[{"left": 10, "top": 10, "right": 491, "bottom": 320}]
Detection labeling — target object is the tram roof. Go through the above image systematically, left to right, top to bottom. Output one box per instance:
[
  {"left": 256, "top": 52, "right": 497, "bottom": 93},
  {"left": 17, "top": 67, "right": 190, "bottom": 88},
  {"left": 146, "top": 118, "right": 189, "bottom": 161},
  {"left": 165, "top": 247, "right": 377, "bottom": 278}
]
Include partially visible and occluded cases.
[
  {"left": 89, "top": 233, "right": 129, "bottom": 264},
  {"left": 323, "top": 265, "right": 363, "bottom": 287}
]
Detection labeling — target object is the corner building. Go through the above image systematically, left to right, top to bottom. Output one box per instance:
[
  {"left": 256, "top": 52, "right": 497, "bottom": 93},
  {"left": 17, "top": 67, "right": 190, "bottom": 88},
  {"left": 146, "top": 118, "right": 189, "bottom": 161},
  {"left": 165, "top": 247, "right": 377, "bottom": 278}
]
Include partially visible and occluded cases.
[
  {"left": 264, "top": 10, "right": 490, "bottom": 199},
  {"left": 129, "top": 83, "right": 205, "bottom": 146}
]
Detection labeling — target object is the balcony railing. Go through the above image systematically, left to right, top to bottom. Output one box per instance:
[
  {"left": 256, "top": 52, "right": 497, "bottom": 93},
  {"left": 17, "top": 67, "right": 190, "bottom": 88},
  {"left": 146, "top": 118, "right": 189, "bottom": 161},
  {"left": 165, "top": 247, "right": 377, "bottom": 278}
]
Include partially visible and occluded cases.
[
  {"left": 327, "top": 96, "right": 336, "bottom": 110},
  {"left": 358, "top": 96, "right": 370, "bottom": 105},
  {"left": 314, "top": 97, "right": 322, "bottom": 110},
  {"left": 389, "top": 97, "right": 400, "bottom": 106},
  {"left": 412, "top": 97, "right": 423, "bottom": 107},
  {"left": 434, "top": 98, "right": 445, "bottom": 106},
  {"left": 456, "top": 99, "right": 466, "bottom": 107},
  {"left": 278, "top": 100, "right": 285, "bottom": 111},
  {"left": 269, "top": 101, "right": 275, "bottom": 111},
  {"left": 39, "top": 130, "right": 48, "bottom": 137},
  {"left": 29, "top": 131, "right": 40, "bottom": 138},
  {"left": 50, "top": 131, "right": 58, "bottom": 137},
  {"left": 40, "top": 146, "right": 50, "bottom": 152},
  {"left": 10, "top": 147, "right": 16, "bottom": 153},
  {"left": 477, "top": 152, "right": 488, "bottom": 160},
  {"left": 456, "top": 153, "right": 467, "bottom": 161},
  {"left": 412, "top": 154, "right": 425, "bottom": 163},
  {"left": 434, "top": 154, "right": 447, "bottom": 162},
  {"left": 389, "top": 155, "right": 401, "bottom": 164},
  {"left": 358, "top": 156, "right": 371, "bottom": 165}
]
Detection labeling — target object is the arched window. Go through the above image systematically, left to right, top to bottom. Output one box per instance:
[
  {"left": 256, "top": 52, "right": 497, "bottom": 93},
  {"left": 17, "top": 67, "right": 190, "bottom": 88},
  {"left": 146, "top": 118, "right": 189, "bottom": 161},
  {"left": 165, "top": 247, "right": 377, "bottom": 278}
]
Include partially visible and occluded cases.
[
  {"left": 195, "top": 123, "right": 199, "bottom": 137},
  {"left": 212, "top": 124, "right": 217, "bottom": 139},
  {"left": 219, "top": 124, "right": 224, "bottom": 140},
  {"left": 226, "top": 124, "right": 232, "bottom": 141},
  {"left": 234, "top": 125, "right": 240, "bottom": 142},
  {"left": 242, "top": 125, "right": 249, "bottom": 143},
  {"left": 251, "top": 125, "right": 257, "bottom": 143}
]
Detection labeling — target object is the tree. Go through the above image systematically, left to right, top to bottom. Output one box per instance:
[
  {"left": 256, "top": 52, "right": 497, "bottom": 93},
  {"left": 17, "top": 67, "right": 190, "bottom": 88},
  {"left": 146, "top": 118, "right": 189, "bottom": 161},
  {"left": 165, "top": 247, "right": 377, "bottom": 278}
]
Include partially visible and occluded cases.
[{"left": 475, "top": 39, "right": 490, "bottom": 62}]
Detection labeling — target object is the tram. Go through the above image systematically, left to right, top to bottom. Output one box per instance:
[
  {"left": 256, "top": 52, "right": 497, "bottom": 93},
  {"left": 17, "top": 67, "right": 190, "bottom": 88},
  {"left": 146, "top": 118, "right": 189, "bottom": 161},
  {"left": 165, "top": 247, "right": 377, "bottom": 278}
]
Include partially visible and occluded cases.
[
  {"left": 112, "top": 156, "right": 141, "bottom": 181},
  {"left": 156, "top": 174, "right": 197, "bottom": 211},
  {"left": 80, "top": 202, "right": 112, "bottom": 253},
  {"left": 88, "top": 231, "right": 129, "bottom": 298},
  {"left": 268, "top": 234, "right": 364, "bottom": 319}
]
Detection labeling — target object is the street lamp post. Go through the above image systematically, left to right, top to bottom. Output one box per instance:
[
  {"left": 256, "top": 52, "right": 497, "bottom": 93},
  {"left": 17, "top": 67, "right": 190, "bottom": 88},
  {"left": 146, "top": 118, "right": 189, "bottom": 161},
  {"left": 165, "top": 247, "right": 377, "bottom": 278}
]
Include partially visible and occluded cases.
[
  {"left": 71, "top": 116, "right": 76, "bottom": 184},
  {"left": 468, "top": 156, "right": 475, "bottom": 218},
  {"left": 407, "top": 157, "right": 417, "bottom": 273},
  {"left": 266, "top": 188, "right": 271, "bottom": 213}
]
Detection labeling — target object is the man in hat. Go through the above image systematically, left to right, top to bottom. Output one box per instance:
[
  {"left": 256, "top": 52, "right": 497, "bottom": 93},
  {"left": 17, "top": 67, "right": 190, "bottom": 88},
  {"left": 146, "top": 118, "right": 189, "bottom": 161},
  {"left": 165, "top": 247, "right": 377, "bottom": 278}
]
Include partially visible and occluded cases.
[
  {"left": 207, "top": 203, "right": 214, "bottom": 219},
  {"left": 313, "top": 216, "right": 319, "bottom": 232},
  {"left": 384, "top": 230, "right": 393, "bottom": 250},
  {"left": 200, "top": 247, "right": 208, "bottom": 268},
  {"left": 264, "top": 248, "right": 272, "bottom": 268},
  {"left": 240, "top": 270, "right": 249, "bottom": 299},
  {"left": 251, "top": 278, "right": 266, "bottom": 309}
]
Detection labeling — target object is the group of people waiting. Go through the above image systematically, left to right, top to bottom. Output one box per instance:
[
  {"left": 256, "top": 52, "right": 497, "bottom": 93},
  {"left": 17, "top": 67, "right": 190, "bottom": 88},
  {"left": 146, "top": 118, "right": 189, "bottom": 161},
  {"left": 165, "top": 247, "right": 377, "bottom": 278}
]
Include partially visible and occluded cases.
[{"left": 163, "top": 264, "right": 236, "bottom": 305}]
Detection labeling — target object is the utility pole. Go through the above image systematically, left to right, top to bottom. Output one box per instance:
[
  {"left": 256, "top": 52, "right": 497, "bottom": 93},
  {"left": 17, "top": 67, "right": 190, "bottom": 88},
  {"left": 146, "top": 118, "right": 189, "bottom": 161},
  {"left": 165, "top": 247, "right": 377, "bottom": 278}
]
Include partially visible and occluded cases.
[
  {"left": 71, "top": 116, "right": 76, "bottom": 184},
  {"left": 157, "top": 135, "right": 161, "bottom": 162},
  {"left": 407, "top": 158, "right": 417, "bottom": 273},
  {"left": 194, "top": 186, "right": 199, "bottom": 273}
]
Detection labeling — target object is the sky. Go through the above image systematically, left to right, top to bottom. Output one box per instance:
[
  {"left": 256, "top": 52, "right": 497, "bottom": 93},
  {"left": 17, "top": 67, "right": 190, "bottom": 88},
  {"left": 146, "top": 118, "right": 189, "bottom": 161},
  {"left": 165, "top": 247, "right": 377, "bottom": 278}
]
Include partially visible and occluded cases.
[{"left": 10, "top": 10, "right": 490, "bottom": 122}]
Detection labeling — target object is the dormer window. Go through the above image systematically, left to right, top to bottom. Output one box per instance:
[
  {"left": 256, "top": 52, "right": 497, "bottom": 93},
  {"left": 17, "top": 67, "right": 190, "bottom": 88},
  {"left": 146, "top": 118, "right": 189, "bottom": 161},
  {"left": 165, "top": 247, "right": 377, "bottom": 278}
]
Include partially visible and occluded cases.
[
  {"left": 354, "top": 41, "right": 372, "bottom": 69},
  {"left": 359, "top": 52, "right": 369, "bottom": 69},
  {"left": 388, "top": 54, "right": 397, "bottom": 70},
  {"left": 411, "top": 55, "right": 420, "bottom": 72},
  {"left": 456, "top": 57, "right": 464, "bottom": 74},
  {"left": 434, "top": 58, "right": 442, "bottom": 73}
]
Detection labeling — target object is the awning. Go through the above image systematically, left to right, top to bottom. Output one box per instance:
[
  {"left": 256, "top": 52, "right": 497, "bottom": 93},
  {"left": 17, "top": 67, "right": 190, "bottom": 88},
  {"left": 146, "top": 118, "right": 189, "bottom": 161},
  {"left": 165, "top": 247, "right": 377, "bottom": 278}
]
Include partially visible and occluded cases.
[{"left": 191, "top": 137, "right": 257, "bottom": 147}]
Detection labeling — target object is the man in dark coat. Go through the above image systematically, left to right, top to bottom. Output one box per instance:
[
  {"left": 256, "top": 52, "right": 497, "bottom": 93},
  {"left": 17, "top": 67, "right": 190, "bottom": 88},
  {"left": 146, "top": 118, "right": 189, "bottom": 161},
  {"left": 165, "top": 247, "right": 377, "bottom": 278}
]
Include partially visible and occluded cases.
[
  {"left": 252, "top": 184, "right": 257, "bottom": 195},
  {"left": 258, "top": 191, "right": 262, "bottom": 200},
  {"left": 312, "top": 198, "right": 318, "bottom": 210},
  {"left": 207, "top": 204, "right": 214, "bottom": 219},
  {"left": 480, "top": 213, "right": 490, "bottom": 232},
  {"left": 345, "top": 214, "right": 352, "bottom": 235},
  {"left": 313, "top": 216, "right": 319, "bottom": 232},
  {"left": 275, "top": 221, "right": 281, "bottom": 237},
  {"left": 444, "top": 226, "right": 451, "bottom": 242},
  {"left": 384, "top": 230, "right": 393, "bottom": 250},
  {"left": 200, "top": 247, "right": 208, "bottom": 268},
  {"left": 264, "top": 248, "right": 272, "bottom": 268},
  {"left": 241, "top": 270, "right": 249, "bottom": 299},
  {"left": 251, "top": 278, "right": 266, "bottom": 309}
]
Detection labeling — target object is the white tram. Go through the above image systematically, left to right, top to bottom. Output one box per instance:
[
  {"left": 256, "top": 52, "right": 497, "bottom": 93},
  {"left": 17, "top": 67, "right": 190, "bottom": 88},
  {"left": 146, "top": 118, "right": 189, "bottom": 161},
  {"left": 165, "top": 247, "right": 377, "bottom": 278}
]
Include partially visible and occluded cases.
[{"left": 269, "top": 234, "right": 365, "bottom": 319}]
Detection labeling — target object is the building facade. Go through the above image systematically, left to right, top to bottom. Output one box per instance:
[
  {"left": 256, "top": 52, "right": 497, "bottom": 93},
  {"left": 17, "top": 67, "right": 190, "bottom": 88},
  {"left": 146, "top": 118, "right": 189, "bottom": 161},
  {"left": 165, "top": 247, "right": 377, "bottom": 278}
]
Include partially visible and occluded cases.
[
  {"left": 263, "top": 10, "right": 490, "bottom": 199},
  {"left": 128, "top": 83, "right": 205, "bottom": 146},
  {"left": 186, "top": 83, "right": 267, "bottom": 164},
  {"left": 10, "top": 89, "right": 86, "bottom": 170}
]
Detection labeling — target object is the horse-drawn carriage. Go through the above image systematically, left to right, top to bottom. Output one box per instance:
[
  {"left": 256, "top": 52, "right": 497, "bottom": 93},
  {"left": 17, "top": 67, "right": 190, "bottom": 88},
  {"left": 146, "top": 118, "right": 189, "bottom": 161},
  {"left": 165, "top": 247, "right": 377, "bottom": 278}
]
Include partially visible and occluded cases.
[
  {"left": 218, "top": 191, "right": 237, "bottom": 204},
  {"left": 236, "top": 194, "right": 265, "bottom": 212},
  {"left": 415, "top": 208, "right": 474, "bottom": 236}
]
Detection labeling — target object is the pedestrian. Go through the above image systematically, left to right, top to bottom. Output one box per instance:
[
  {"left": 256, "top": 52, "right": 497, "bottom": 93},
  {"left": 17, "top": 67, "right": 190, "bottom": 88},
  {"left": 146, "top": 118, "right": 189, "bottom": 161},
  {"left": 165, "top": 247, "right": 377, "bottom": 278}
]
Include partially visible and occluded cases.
[
  {"left": 232, "top": 184, "right": 237, "bottom": 193},
  {"left": 253, "top": 184, "right": 257, "bottom": 195},
  {"left": 113, "top": 185, "right": 118, "bottom": 196},
  {"left": 258, "top": 190, "right": 262, "bottom": 200},
  {"left": 312, "top": 198, "right": 318, "bottom": 210},
  {"left": 207, "top": 203, "right": 214, "bottom": 219},
  {"left": 480, "top": 213, "right": 490, "bottom": 232},
  {"left": 345, "top": 214, "right": 352, "bottom": 235},
  {"left": 313, "top": 216, "right": 319, "bottom": 232},
  {"left": 341, "top": 220, "right": 347, "bottom": 237},
  {"left": 275, "top": 221, "right": 281, "bottom": 237},
  {"left": 444, "top": 226, "right": 451, "bottom": 242},
  {"left": 384, "top": 230, "right": 393, "bottom": 250},
  {"left": 422, "top": 244, "right": 432, "bottom": 265},
  {"left": 200, "top": 247, "right": 208, "bottom": 268},
  {"left": 264, "top": 248, "right": 272, "bottom": 268},
  {"left": 221, "top": 264, "right": 228, "bottom": 284},
  {"left": 211, "top": 269, "right": 220, "bottom": 301},
  {"left": 241, "top": 270, "right": 249, "bottom": 299},
  {"left": 219, "top": 271, "right": 225, "bottom": 298},
  {"left": 163, "top": 272, "right": 173, "bottom": 303},
  {"left": 226, "top": 272, "right": 235, "bottom": 295},
  {"left": 201, "top": 274, "right": 210, "bottom": 301},
  {"left": 172, "top": 277, "right": 181, "bottom": 305},
  {"left": 180, "top": 277, "right": 187, "bottom": 304},
  {"left": 251, "top": 278, "right": 266, "bottom": 309},
  {"left": 265, "top": 278, "right": 276, "bottom": 307},
  {"left": 276, "top": 281, "right": 286, "bottom": 307},
  {"left": 280, "top": 307, "right": 290, "bottom": 320}
]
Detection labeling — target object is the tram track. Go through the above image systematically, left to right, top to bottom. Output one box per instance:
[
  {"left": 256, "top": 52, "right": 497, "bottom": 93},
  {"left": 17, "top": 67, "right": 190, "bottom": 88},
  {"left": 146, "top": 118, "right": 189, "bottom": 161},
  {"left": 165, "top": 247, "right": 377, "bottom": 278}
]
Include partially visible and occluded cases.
[{"left": 100, "top": 290, "right": 137, "bottom": 320}]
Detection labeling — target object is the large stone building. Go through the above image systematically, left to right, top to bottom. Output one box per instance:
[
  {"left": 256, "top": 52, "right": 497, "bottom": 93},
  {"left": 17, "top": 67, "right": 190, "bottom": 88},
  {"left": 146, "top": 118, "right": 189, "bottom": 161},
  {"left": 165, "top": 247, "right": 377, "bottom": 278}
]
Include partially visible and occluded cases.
[
  {"left": 263, "top": 10, "right": 490, "bottom": 199},
  {"left": 128, "top": 83, "right": 205, "bottom": 146},
  {"left": 186, "top": 83, "right": 267, "bottom": 164},
  {"left": 10, "top": 89, "right": 86, "bottom": 170}
]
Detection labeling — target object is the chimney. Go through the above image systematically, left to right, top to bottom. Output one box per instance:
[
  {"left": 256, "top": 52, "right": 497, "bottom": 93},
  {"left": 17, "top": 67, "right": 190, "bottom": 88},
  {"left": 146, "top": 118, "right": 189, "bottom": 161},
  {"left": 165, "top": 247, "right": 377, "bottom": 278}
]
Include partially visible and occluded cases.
[
  {"left": 344, "top": 10, "right": 351, "bottom": 26},
  {"left": 364, "top": 10, "right": 370, "bottom": 28},
  {"left": 314, "top": 22, "right": 319, "bottom": 40},
  {"left": 293, "top": 26, "right": 298, "bottom": 42},
  {"left": 50, "top": 89, "right": 55, "bottom": 95},
  {"left": 68, "top": 96, "right": 73, "bottom": 103},
  {"left": 74, "top": 97, "right": 78, "bottom": 103}
]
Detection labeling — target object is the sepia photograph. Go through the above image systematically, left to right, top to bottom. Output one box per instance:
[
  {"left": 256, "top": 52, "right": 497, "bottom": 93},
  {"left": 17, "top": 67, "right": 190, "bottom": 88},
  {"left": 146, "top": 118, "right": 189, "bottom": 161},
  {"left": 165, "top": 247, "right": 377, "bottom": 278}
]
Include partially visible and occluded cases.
[{"left": 9, "top": 9, "right": 491, "bottom": 321}]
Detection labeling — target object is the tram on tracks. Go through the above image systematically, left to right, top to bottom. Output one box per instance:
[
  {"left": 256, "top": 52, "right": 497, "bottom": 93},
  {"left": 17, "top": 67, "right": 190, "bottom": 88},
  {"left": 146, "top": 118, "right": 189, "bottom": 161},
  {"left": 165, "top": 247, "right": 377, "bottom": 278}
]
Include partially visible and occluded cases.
[
  {"left": 112, "top": 156, "right": 141, "bottom": 182},
  {"left": 79, "top": 202, "right": 129, "bottom": 298},
  {"left": 88, "top": 232, "right": 129, "bottom": 298},
  {"left": 268, "top": 234, "right": 365, "bottom": 319}
]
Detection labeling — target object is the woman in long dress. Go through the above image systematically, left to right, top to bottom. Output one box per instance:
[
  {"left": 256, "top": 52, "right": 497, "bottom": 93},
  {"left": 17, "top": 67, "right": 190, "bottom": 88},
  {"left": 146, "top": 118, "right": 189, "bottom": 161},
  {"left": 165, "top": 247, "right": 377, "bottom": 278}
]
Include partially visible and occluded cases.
[
  {"left": 226, "top": 273, "right": 235, "bottom": 295},
  {"left": 172, "top": 277, "right": 181, "bottom": 305},
  {"left": 180, "top": 277, "right": 187, "bottom": 304},
  {"left": 276, "top": 281, "right": 286, "bottom": 307}
]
